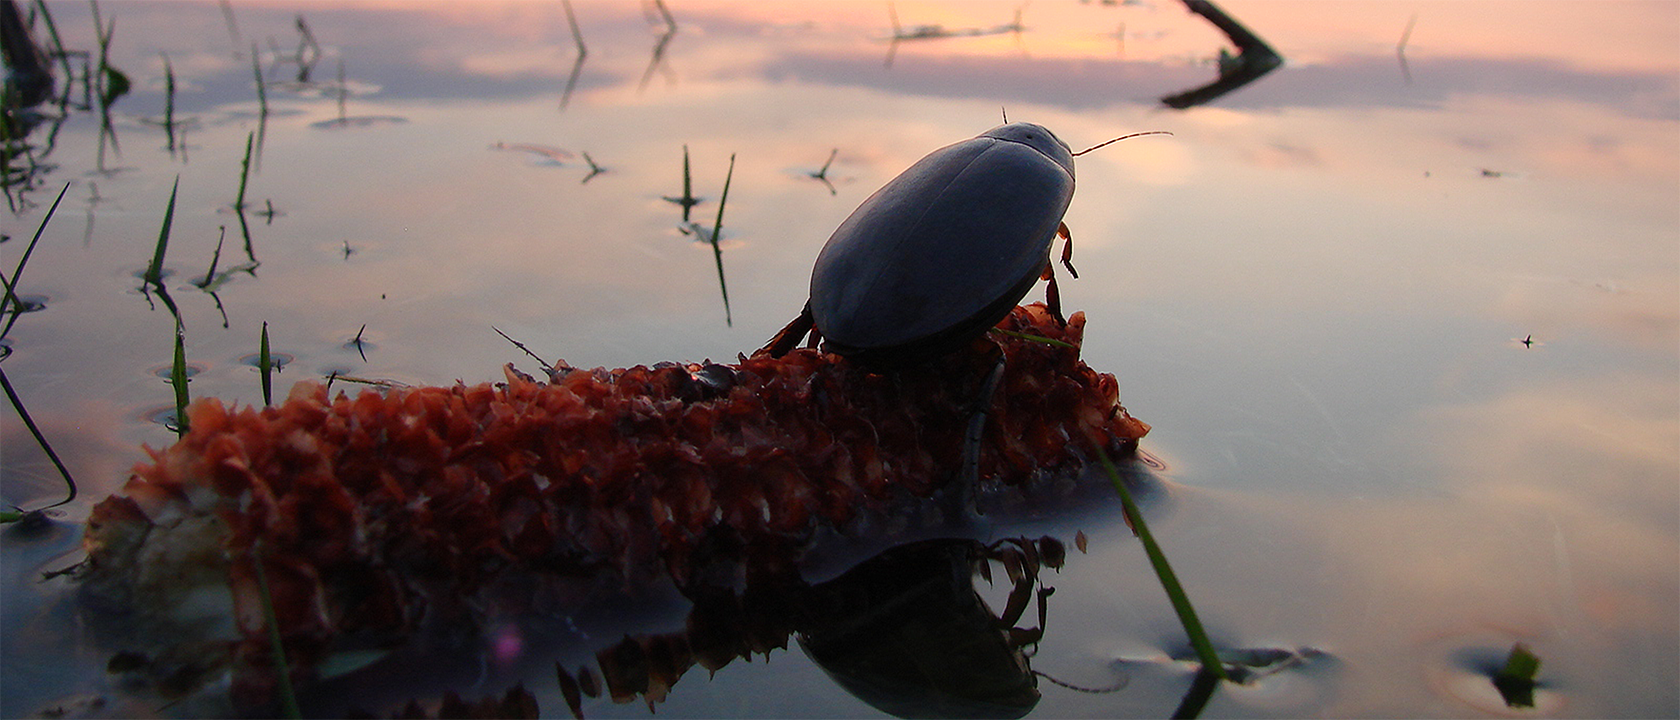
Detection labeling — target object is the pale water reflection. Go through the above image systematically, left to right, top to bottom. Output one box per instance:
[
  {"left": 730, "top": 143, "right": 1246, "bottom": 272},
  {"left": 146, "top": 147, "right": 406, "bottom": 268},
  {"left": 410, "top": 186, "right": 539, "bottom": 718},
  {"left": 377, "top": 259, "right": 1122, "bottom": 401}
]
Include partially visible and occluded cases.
[{"left": 2, "top": 1, "right": 1676, "bottom": 717}]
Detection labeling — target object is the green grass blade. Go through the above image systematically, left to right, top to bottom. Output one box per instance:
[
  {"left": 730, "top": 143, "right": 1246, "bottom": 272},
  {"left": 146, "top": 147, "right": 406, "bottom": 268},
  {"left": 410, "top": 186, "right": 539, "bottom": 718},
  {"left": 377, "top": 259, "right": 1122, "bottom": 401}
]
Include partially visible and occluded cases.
[
  {"left": 31, "top": 0, "right": 73, "bottom": 82},
  {"left": 235, "top": 131, "right": 254, "bottom": 210},
  {"left": 681, "top": 144, "right": 693, "bottom": 221},
  {"left": 707, "top": 153, "right": 735, "bottom": 327},
  {"left": 144, "top": 176, "right": 180, "bottom": 287},
  {"left": 1, "top": 182, "right": 71, "bottom": 340},
  {"left": 194, "top": 226, "right": 226, "bottom": 289},
  {"left": 170, "top": 321, "right": 189, "bottom": 435},
  {"left": 259, "top": 321, "right": 273, "bottom": 406},
  {"left": 992, "top": 328, "right": 1076, "bottom": 349},
  {"left": 0, "top": 367, "right": 79, "bottom": 508},
  {"left": 1096, "top": 448, "right": 1228, "bottom": 682}
]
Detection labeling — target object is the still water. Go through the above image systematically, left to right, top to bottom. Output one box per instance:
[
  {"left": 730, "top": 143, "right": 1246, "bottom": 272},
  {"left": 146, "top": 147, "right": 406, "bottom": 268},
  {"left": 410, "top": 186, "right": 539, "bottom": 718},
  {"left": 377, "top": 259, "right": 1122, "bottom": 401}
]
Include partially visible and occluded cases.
[{"left": 3, "top": 1, "right": 1676, "bottom": 717}]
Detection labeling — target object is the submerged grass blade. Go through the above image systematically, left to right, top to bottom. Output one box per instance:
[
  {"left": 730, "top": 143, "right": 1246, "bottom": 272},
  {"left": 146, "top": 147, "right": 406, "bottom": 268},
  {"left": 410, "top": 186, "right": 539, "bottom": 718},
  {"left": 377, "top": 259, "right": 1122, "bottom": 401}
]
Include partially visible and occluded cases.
[
  {"left": 31, "top": 0, "right": 73, "bottom": 82},
  {"left": 251, "top": 42, "right": 268, "bottom": 159},
  {"left": 161, "top": 51, "right": 176, "bottom": 152},
  {"left": 234, "top": 130, "right": 254, "bottom": 210},
  {"left": 707, "top": 153, "right": 735, "bottom": 327},
  {"left": 259, "top": 321, "right": 273, "bottom": 406},
  {"left": 0, "top": 367, "right": 79, "bottom": 510},
  {"left": 1095, "top": 448, "right": 1228, "bottom": 682},
  {"left": 249, "top": 542, "right": 304, "bottom": 719}
]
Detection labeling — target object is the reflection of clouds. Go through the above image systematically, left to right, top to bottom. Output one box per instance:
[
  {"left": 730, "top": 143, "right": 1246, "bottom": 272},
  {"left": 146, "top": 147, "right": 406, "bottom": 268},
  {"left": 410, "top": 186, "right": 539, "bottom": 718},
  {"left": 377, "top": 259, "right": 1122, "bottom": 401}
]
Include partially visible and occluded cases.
[
  {"left": 108, "top": 3, "right": 1680, "bottom": 125},
  {"left": 1493, "top": 272, "right": 1679, "bottom": 352},
  {"left": 1125, "top": 368, "right": 1678, "bottom": 715},
  {"left": 1350, "top": 373, "right": 1676, "bottom": 713},
  {"left": 1427, "top": 375, "right": 1678, "bottom": 529},
  {"left": 0, "top": 398, "right": 138, "bottom": 512}
]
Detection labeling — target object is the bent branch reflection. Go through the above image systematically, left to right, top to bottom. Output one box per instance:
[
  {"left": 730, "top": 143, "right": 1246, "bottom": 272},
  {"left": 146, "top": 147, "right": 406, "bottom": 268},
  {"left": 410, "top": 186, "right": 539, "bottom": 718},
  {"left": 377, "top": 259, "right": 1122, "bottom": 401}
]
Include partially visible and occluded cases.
[{"left": 1161, "top": 0, "right": 1283, "bottom": 109}]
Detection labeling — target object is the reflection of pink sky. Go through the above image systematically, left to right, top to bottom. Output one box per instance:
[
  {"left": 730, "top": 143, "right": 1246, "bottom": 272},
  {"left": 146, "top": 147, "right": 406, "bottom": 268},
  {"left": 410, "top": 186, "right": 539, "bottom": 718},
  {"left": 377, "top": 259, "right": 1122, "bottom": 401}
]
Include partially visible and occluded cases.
[
  {"left": 165, "top": 0, "right": 1680, "bottom": 73},
  {"left": 3, "top": 2, "right": 1674, "bottom": 716},
  {"left": 1116, "top": 368, "right": 1678, "bottom": 715}
]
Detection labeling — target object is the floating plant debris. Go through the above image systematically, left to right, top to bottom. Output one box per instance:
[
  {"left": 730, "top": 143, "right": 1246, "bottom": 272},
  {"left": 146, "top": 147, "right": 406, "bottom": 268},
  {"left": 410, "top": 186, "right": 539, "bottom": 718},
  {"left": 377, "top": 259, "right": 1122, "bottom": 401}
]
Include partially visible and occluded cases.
[
  {"left": 74, "top": 303, "right": 1145, "bottom": 709},
  {"left": 1492, "top": 643, "right": 1542, "bottom": 708}
]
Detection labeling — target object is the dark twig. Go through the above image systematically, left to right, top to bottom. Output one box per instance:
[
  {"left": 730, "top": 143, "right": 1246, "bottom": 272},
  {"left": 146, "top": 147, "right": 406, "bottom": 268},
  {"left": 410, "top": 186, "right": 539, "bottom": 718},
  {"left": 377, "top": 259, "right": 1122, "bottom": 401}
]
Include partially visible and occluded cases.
[
  {"left": 559, "top": 0, "right": 587, "bottom": 110},
  {"left": 1396, "top": 12, "right": 1417, "bottom": 85},
  {"left": 493, "top": 326, "right": 556, "bottom": 375}
]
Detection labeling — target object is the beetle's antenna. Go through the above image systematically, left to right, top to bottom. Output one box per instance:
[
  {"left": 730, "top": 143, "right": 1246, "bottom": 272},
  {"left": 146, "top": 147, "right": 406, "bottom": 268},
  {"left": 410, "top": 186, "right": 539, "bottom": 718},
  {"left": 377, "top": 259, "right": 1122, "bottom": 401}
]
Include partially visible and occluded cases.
[
  {"left": 1001, "top": 106, "right": 1009, "bottom": 123},
  {"left": 1073, "top": 131, "right": 1173, "bottom": 156}
]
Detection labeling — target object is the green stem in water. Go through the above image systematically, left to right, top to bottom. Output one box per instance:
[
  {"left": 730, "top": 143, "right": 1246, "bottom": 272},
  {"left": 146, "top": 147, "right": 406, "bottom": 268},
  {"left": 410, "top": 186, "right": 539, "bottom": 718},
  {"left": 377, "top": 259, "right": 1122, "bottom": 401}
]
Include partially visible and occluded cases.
[{"left": 1095, "top": 448, "right": 1228, "bottom": 682}]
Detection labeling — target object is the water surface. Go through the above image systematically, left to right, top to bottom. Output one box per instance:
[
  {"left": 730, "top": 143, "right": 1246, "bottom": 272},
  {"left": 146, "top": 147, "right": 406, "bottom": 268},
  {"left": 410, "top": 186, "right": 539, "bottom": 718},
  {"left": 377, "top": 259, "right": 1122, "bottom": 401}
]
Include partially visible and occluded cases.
[{"left": 3, "top": 1, "right": 1676, "bottom": 717}]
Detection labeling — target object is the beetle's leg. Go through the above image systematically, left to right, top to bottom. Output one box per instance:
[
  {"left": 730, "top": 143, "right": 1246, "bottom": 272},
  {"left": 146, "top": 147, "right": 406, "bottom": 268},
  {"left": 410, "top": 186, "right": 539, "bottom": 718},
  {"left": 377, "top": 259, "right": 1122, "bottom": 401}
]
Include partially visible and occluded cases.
[
  {"left": 1059, "top": 222, "right": 1078, "bottom": 279},
  {"left": 1042, "top": 261, "right": 1066, "bottom": 325},
  {"left": 759, "top": 302, "right": 814, "bottom": 358},
  {"left": 806, "top": 325, "right": 822, "bottom": 350},
  {"left": 961, "top": 347, "right": 1007, "bottom": 490},
  {"left": 996, "top": 552, "right": 1037, "bottom": 628}
]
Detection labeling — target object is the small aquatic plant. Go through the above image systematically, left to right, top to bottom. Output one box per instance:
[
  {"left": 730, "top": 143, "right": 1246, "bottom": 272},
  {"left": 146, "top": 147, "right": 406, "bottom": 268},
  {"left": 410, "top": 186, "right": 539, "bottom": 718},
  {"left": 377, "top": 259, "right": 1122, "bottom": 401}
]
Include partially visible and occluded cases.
[
  {"left": 661, "top": 144, "right": 701, "bottom": 220},
  {"left": 806, "top": 147, "right": 838, "bottom": 194},
  {"left": 581, "top": 151, "right": 605, "bottom": 183},
  {"left": 1493, "top": 643, "right": 1542, "bottom": 708}
]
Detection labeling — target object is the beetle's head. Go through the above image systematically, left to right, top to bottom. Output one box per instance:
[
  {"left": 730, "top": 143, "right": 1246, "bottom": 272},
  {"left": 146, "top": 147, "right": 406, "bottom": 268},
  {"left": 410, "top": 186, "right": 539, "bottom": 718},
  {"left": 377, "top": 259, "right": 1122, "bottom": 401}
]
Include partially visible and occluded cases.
[{"left": 983, "top": 122, "right": 1075, "bottom": 175}]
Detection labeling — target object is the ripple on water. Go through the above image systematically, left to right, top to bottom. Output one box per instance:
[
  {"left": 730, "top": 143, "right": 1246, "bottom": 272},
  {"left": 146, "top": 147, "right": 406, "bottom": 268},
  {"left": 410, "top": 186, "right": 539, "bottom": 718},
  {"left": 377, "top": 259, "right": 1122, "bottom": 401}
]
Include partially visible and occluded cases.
[
  {"left": 9, "top": 294, "right": 49, "bottom": 314},
  {"left": 236, "top": 351, "right": 296, "bottom": 371},
  {"left": 150, "top": 362, "right": 207, "bottom": 380},
  {"left": 135, "top": 404, "right": 180, "bottom": 429},
  {"left": 1420, "top": 632, "right": 1566, "bottom": 716}
]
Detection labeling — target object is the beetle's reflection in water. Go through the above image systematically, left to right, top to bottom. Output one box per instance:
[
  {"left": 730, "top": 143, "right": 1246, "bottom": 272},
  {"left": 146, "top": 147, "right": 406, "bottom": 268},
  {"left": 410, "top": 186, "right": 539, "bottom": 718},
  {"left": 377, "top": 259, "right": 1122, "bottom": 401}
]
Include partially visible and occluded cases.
[{"left": 569, "top": 536, "right": 1100, "bottom": 719}]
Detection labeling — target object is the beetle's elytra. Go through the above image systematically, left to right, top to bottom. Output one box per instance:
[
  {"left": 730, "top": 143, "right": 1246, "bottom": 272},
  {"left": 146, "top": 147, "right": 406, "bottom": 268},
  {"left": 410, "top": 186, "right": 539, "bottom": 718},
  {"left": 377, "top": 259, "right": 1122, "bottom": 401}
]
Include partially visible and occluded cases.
[{"left": 764, "top": 122, "right": 1080, "bottom": 367}]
